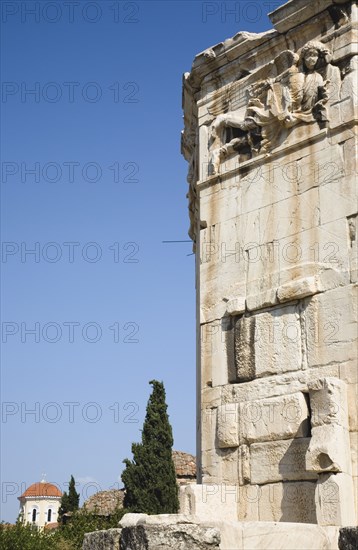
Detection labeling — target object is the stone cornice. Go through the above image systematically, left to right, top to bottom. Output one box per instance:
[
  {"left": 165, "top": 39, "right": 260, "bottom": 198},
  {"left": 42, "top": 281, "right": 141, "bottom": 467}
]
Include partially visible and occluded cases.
[
  {"left": 269, "top": 0, "right": 354, "bottom": 33},
  {"left": 184, "top": 1, "right": 356, "bottom": 98},
  {"left": 188, "top": 30, "right": 277, "bottom": 91}
]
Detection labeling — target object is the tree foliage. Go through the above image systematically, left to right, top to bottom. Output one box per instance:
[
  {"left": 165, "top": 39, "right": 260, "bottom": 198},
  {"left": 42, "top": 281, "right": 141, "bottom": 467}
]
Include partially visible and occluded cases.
[
  {"left": 122, "top": 380, "right": 179, "bottom": 514},
  {"left": 58, "top": 475, "right": 79, "bottom": 524},
  {"left": 67, "top": 476, "right": 80, "bottom": 512},
  {"left": 57, "top": 507, "right": 126, "bottom": 549},
  {"left": 0, "top": 508, "right": 126, "bottom": 550},
  {"left": 0, "top": 522, "right": 56, "bottom": 550}
]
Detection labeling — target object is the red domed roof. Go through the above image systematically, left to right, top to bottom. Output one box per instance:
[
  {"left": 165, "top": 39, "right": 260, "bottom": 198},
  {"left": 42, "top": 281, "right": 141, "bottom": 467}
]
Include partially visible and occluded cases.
[{"left": 19, "top": 482, "right": 62, "bottom": 499}]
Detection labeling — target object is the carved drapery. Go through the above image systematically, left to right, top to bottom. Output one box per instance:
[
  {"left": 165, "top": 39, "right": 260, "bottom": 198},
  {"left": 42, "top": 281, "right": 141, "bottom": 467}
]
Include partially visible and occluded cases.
[{"left": 209, "top": 41, "right": 342, "bottom": 174}]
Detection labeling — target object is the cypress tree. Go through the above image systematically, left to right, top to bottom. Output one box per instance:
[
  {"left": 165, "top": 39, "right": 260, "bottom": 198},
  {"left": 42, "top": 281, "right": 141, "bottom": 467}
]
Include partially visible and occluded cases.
[
  {"left": 122, "top": 380, "right": 179, "bottom": 514},
  {"left": 58, "top": 475, "right": 80, "bottom": 523},
  {"left": 68, "top": 475, "right": 80, "bottom": 511},
  {"left": 58, "top": 492, "right": 69, "bottom": 524}
]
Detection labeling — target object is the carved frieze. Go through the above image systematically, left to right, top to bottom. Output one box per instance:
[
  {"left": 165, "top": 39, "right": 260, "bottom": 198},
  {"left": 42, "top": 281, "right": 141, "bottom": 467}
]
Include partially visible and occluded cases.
[{"left": 208, "top": 41, "right": 342, "bottom": 174}]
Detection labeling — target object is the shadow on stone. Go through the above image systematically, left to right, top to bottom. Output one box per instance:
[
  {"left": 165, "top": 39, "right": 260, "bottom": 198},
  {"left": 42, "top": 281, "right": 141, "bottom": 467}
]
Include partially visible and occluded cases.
[{"left": 338, "top": 527, "right": 358, "bottom": 550}]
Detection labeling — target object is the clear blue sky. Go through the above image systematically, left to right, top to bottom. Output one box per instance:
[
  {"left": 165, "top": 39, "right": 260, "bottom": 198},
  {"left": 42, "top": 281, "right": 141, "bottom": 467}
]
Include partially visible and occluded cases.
[{"left": 1, "top": 0, "right": 273, "bottom": 522}]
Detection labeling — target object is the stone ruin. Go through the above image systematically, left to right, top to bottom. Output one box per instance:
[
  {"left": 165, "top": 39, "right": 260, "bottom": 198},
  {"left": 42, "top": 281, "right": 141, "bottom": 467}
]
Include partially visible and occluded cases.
[
  {"left": 83, "top": 0, "right": 357, "bottom": 548},
  {"left": 172, "top": 450, "right": 197, "bottom": 485},
  {"left": 84, "top": 490, "right": 125, "bottom": 517}
]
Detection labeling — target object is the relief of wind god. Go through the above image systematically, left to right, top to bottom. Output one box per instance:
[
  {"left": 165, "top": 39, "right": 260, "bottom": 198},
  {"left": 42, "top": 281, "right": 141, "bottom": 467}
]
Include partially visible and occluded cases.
[{"left": 209, "top": 41, "right": 341, "bottom": 174}]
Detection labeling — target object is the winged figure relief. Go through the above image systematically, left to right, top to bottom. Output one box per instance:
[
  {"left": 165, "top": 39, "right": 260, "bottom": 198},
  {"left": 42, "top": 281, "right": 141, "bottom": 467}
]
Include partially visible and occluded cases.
[{"left": 208, "top": 44, "right": 337, "bottom": 175}]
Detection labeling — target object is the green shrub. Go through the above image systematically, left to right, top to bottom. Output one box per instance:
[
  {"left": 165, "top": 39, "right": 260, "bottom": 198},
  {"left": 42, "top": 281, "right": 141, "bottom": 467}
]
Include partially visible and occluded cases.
[
  {"left": 0, "top": 508, "right": 126, "bottom": 550},
  {"left": 0, "top": 522, "right": 57, "bottom": 550}
]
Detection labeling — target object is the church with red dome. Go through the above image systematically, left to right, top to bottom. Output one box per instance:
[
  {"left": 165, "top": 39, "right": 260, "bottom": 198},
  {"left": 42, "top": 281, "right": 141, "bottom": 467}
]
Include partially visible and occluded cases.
[{"left": 18, "top": 479, "right": 62, "bottom": 529}]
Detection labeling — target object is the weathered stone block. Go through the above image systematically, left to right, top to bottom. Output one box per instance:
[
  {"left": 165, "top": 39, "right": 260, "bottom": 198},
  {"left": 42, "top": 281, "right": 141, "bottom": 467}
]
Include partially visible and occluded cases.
[
  {"left": 269, "top": 0, "right": 332, "bottom": 32},
  {"left": 340, "top": 56, "right": 358, "bottom": 123},
  {"left": 342, "top": 135, "right": 358, "bottom": 179},
  {"left": 297, "top": 143, "right": 344, "bottom": 193},
  {"left": 239, "top": 166, "right": 292, "bottom": 215},
  {"left": 319, "top": 176, "right": 357, "bottom": 225},
  {"left": 200, "top": 186, "right": 239, "bottom": 232},
  {"left": 251, "top": 187, "right": 320, "bottom": 243},
  {"left": 348, "top": 214, "right": 358, "bottom": 283},
  {"left": 279, "top": 219, "right": 350, "bottom": 277},
  {"left": 199, "top": 220, "right": 247, "bottom": 324},
  {"left": 241, "top": 224, "right": 280, "bottom": 300},
  {"left": 245, "top": 242, "right": 279, "bottom": 311},
  {"left": 278, "top": 265, "right": 350, "bottom": 302},
  {"left": 200, "top": 267, "right": 244, "bottom": 326},
  {"left": 317, "top": 267, "right": 350, "bottom": 294},
  {"left": 277, "top": 276, "right": 318, "bottom": 302},
  {"left": 305, "top": 285, "right": 358, "bottom": 368},
  {"left": 246, "top": 288, "right": 277, "bottom": 312},
  {"left": 226, "top": 297, "right": 245, "bottom": 315},
  {"left": 234, "top": 305, "right": 302, "bottom": 381},
  {"left": 253, "top": 307, "right": 302, "bottom": 379},
  {"left": 234, "top": 315, "right": 256, "bottom": 382},
  {"left": 201, "top": 318, "right": 233, "bottom": 387},
  {"left": 339, "top": 361, "right": 358, "bottom": 385},
  {"left": 222, "top": 365, "right": 340, "bottom": 405},
  {"left": 306, "top": 377, "right": 352, "bottom": 476},
  {"left": 308, "top": 377, "right": 349, "bottom": 428},
  {"left": 347, "top": 383, "right": 358, "bottom": 431},
  {"left": 202, "top": 386, "right": 222, "bottom": 408},
  {"left": 240, "top": 392, "right": 310, "bottom": 444},
  {"left": 216, "top": 404, "right": 239, "bottom": 448},
  {"left": 201, "top": 407, "right": 217, "bottom": 452},
  {"left": 306, "top": 424, "right": 352, "bottom": 474},
  {"left": 349, "top": 432, "right": 357, "bottom": 477},
  {"left": 250, "top": 438, "right": 317, "bottom": 484},
  {"left": 238, "top": 445, "right": 250, "bottom": 485},
  {"left": 202, "top": 448, "right": 239, "bottom": 485},
  {"left": 220, "top": 448, "right": 240, "bottom": 484},
  {"left": 201, "top": 449, "right": 221, "bottom": 484},
  {"left": 316, "top": 472, "right": 356, "bottom": 526},
  {"left": 258, "top": 482, "right": 317, "bottom": 523},
  {"left": 179, "top": 484, "right": 237, "bottom": 523},
  {"left": 237, "top": 484, "right": 259, "bottom": 522},
  {"left": 119, "top": 514, "right": 147, "bottom": 527},
  {"left": 211, "top": 520, "right": 243, "bottom": 550},
  {"left": 121, "top": 522, "right": 221, "bottom": 549},
  {"left": 241, "top": 522, "right": 340, "bottom": 550},
  {"left": 82, "top": 528, "right": 121, "bottom": 550}
]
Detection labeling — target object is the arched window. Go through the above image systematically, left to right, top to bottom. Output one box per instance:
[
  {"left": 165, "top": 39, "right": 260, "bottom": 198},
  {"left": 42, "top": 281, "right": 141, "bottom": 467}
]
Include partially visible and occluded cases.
[
  {"left": 32, "top": 508, "right": 37, "bottom": 522},
  {"left": 47, "top": 509, "right": 52, "bottom": 522}
]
